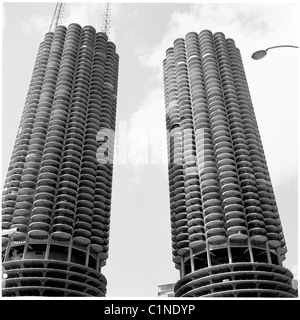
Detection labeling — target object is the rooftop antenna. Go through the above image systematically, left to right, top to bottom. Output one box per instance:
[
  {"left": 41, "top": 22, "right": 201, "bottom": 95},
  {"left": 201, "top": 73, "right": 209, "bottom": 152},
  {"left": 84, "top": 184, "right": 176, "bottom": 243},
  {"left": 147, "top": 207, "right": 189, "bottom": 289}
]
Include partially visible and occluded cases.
[
  {"left": 49, "top": 2, "right": 65, "bottom": 32},
  {"left": 101, "top": 3, "right": 111, "bottom": 38}
]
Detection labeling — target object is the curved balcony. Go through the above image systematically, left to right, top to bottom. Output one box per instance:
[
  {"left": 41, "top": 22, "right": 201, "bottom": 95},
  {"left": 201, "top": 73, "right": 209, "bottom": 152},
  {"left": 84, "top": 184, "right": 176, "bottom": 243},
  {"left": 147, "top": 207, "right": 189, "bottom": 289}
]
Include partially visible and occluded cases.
[
  {"left": 55, "top": 200, "right": 76, "bottom": 212},
  {"left": 54, "top": 208, "right": 75, "bottom": 220},
  {"left": 30, "top": 213, "right": 51, "bottom": 225},
  {"left": 29, "top": 220, "right": 50, "bottom": 233},
  {"left": 51, "top": 222, "right": 72, "bottom": 235},
  {"left": 249, "top": 227, "right": 268, "bottom": 242},
  {"left": 206, "top": 228, "right": 226, "bottom": 244}
]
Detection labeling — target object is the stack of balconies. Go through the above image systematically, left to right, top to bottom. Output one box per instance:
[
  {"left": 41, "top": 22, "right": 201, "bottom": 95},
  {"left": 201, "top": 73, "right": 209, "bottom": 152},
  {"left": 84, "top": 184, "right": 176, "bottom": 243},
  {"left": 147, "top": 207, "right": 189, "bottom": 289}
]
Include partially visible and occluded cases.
[{"left": 2, "top": 23, "right": 118, "bottom": 297}]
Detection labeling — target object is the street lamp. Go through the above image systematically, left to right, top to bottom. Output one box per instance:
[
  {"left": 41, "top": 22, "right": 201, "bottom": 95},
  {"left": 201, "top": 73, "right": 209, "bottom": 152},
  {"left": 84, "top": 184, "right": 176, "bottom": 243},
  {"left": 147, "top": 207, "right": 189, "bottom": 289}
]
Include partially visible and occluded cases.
[
  {"left": 252, "top": 45, "right": 298, "bottom": 60},
  {"left": 2, "top": 227, "right": 19, "bottom": 236}
]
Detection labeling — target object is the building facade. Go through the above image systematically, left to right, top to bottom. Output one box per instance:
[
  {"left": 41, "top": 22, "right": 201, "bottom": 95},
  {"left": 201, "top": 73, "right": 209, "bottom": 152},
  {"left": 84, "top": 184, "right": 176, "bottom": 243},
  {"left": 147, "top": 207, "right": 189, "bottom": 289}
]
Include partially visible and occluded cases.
[
  {"left": 2, "top": 23, "right": 118, "bottom": 297},
  {"left": 163, "top": 30, "right": 297, "bottom": 297},
  {"left": 158, "top": 283, "right": 175, "bottom": 297}
]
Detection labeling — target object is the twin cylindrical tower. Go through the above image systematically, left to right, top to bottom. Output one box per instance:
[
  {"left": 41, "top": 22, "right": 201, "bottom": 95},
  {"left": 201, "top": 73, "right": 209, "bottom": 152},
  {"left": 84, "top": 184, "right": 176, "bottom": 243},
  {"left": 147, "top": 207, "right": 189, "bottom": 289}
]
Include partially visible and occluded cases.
[
  {"left": 2, "top": 23, "right": 118, "bottom": 297},
  {"left": 163, "top": 30, "right": 296, "bottom": 297}
]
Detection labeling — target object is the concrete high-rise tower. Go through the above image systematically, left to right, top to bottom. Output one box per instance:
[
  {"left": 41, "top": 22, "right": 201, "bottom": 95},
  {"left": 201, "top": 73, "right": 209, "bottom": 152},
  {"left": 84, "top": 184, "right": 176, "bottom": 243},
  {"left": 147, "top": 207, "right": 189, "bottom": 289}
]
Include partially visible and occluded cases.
[
  {"left": 2, "top": 22, "right": 119, "bottom": 296},
  {"left": 163, "top": 30, "right": 297, "bottom": 297}
]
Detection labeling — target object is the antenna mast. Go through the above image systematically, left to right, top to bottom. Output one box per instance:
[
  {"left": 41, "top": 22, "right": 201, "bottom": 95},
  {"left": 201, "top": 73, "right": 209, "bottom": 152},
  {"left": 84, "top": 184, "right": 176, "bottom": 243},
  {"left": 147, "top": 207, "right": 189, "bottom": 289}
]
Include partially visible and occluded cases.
[
  {"left": 49, "top": 2, "right": 65, "bottom": 32},
  {"left": 101, "top": 3, "right": 111, "bottom": 38}
]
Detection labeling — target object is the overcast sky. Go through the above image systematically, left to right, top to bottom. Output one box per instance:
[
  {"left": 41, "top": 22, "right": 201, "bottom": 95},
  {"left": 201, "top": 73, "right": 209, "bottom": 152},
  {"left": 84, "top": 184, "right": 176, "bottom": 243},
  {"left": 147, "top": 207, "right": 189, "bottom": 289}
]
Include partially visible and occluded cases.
[{"left": 1, "top": 1, "right": 299, "bottom": 298}]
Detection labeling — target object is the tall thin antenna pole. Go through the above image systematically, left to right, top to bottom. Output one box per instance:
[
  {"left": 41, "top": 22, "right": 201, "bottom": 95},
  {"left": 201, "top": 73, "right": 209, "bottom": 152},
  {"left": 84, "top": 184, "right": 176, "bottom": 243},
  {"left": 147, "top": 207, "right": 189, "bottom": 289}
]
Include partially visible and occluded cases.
[
  {"left": 49, "top": 2, "right": 65, "bottom": 32},
  {"left": 101, "top": 3, "right": 111, "bottom": 38}
]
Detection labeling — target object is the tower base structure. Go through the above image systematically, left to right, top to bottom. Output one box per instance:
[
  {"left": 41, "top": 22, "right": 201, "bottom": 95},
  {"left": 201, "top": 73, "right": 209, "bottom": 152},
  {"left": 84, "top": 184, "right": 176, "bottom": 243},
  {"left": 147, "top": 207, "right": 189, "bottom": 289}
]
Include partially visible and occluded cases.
[
  {"left": 2, "top": 232, "right": 107, "bottom": 297},
  {"left": 173, "top": 240, "right": 297, "bottom": 297},
  {"left": 175, "top": 262, "right": 297, "bottom": 297}
]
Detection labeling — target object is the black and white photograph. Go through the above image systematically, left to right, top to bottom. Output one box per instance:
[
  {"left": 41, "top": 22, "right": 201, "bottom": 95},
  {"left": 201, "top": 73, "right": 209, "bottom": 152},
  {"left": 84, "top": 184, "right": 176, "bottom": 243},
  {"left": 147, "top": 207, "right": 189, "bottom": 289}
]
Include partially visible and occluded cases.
[{"left": 1, "top": 0, "right": 298, "bottom": 305}]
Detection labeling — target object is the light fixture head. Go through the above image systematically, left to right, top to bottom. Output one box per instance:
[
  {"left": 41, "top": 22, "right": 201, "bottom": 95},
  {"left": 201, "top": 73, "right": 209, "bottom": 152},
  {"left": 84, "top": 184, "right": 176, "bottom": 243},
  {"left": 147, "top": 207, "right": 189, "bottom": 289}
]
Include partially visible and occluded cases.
[{"left": 251, "top": 49, "right": 267, "bottom": 60}]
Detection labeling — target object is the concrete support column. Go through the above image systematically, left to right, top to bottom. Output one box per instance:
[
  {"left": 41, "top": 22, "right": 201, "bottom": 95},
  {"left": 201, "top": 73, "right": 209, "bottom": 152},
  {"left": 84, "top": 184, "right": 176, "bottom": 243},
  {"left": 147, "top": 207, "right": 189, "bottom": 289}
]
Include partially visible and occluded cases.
[
  {"left": 22, "top": 236, "right": 29, "bottom": 260},
  {"left": 44, "top": 236, "right": 51, "bottom": 260},
  {"left": 248, "top": 238, "right": 254, "bottom": 263},
  {"left": 226, "top": 239, "right": 233, "bottom": 263},
  {"left": 67, "top": 240, "right": 73, "bottom": 262},
  {"left": 206, "top": 242, "right": 211, "bottom": 267},
  {"left": 266, "top": 242, "right": 272, "bottom": 264},
  {"left": 85, "top": 245, "right": 91, "bottom": 267},
  {"left": 190, "top": 249, "right": 195, "bottom": 272},
  {"left": 277, "top": 253, "right": 283, "bottom": 266},
  {"left": 96, "top": 254, "right": 100, "bottom": 273},
  {"left": 180, "top": 257, "right": 185, "bottom": 278}
]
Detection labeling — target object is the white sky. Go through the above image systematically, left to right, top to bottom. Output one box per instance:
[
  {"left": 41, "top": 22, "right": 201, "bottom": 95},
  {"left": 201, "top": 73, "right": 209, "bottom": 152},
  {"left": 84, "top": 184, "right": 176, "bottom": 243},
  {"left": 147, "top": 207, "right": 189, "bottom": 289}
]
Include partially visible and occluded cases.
[{"left": 1, "top": 1, "right": 299, "bottom": 298}]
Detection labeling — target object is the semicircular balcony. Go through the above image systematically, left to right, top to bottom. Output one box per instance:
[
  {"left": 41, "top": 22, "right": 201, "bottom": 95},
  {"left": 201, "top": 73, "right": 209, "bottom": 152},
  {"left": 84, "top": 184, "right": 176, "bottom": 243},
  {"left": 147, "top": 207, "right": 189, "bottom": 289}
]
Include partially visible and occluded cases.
[
  {"left": 67, "top": 121, "right": 85, "bottom": 133},
  {"left": 47, "top": 122, "right": 65, "bottom": 136},
  {"left": 214, "top": 137, "right": 232, "bottom": 150},
  {"left": 215, "top": 150, "right": 235, "bottom": 163},
  {"left": 235, "top": 153, "right": 252, "bottom": 164},
  {"left": 40, "top": 157, "right": 60, "bottom": 169},
  {"left": 61, "top": 161, "right": 80, "bottom": 173},
  {"left": 218, "top": 164, "right": 237, "bottom": 175},
  {"left": 238, "top": 165, "right": 254, "bottom": 175},
  {"left": 39, "top": 166, "right": 59, "bottom": 177},
  {"left": 60, "top": 167, "right": 80, "bottom": 179},
  {"left": 199, "top": 170, "right": 218, "bottom": 183},
  {"left": 37, "top": 171, "right": 58, "bottom": 182},
  {"left": 220, "top": 175, "right": 239, "bottom": 187},
  {"left": 36, "top": 178, "right": 57, "bottom": 190},
  {"left": 56, "top": 179, "right": 77, "bottom": 192},
  {"left": 57, "top": 187, "right": 77, "bottom": 200},
  {"left": 222, "top": 189, "right": 242, "bottom": 200},
  {"left": 202, "top": 190, "right": 221, "bottom": 203},
  {"left": 34, "top": 191, "right": 55, "bottom": 202},
  {"left": 78, "top": 192, "right": 95, "bottom": 204},
  {"left": 223, "top": 195, "right": 243, "bottom": 206},
  {"left": 77, "top": 197, "right": 94, "bottom": 211},
  {"left": 32, "top": 198, "right": 54, "bottom": 212},
  {"left": 55, "top": 200, "right": 76, "bottom": 212},
  {"left": 224, "top": 203, "right": 244, "bottom": 215},
  {"left": 53, "top": 205, "right": 75, "bottom": 220},
  {"left": 76, "top": 205, "right": 94, "bottom": 217},
  {"left": 12, "top": 207, "right": 30, "bottom": 218},
  {"left": 203, "top": 208, "right": 223, "bottom": 224},
  {"left": 225, "top": 208, "right": 246, "bottom": 221},
  {"left": 30, "top": 213, "right": 51, "bottom": 225},
  {"left": 76, "top": 213, "right": 93, "bottom": 225},
  {"left": 187, "top": 213, "right": 204, "bottom": 226},
  {"left": 11, "top": 215, "right": 29, "bottom": 226},
  {"left": 226, "top": 215, "right": 247, "bottom": 228},
  {"left": 205, "top": 218, "right": 224, "bottom": 232},
  {"left": 74, "top": 219, "right": 92, "bottom": 231},
  {"left": 247, "top": 219, "right": 265, "bottom": 231},
  {"left": 29, "top": 220, "right": 50, "bottom": 233},
  {"left": 52, "top": 223, "right": 73, "bottom": 236},
  {"left": 227, "top": 225, "right": 248, "bottom": 241},
  {"left": 249, "top": 227, "right": 268, "bottom": 243},
  {"left": 73, "top": 228, "right": 91, "bottom": 240},
  {"left": 206, "top": 228, "right": 226, "bottom": 244},
  {"left": 50, "top": 230, "right": 72, "bottom": 243},
  {"left": 267, "top": 233, "right": 282, "bottom": 248},
  {"left": 176, "top": 240, "right": 190, "bottom": 257}
]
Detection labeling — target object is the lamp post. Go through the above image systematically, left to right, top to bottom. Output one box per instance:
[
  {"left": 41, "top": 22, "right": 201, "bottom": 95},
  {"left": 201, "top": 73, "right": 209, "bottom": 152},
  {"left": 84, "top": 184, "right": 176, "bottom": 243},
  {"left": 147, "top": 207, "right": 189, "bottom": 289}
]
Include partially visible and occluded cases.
[{"left": 252, "top": 45, "right": 298, "bottom": 60}]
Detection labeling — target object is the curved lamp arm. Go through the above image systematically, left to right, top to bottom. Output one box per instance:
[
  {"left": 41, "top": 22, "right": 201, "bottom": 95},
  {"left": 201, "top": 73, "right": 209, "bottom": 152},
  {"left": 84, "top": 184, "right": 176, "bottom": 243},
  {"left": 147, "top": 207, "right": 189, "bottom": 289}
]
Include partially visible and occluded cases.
[{"left": 252, "top": 45, "right": 299, "bottom": 60}]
